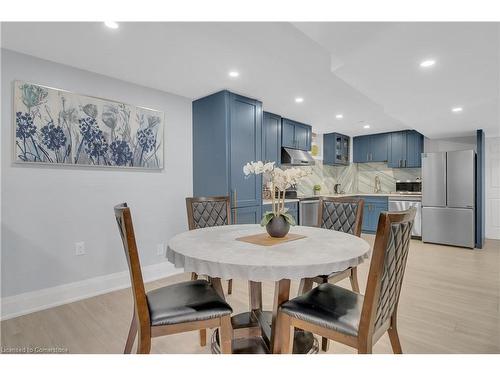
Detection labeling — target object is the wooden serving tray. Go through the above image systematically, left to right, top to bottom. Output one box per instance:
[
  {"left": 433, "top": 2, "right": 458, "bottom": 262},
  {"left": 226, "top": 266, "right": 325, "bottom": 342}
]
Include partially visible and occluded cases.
[{"left": 235, "top": 232, "right": 307, "bottom": 247}]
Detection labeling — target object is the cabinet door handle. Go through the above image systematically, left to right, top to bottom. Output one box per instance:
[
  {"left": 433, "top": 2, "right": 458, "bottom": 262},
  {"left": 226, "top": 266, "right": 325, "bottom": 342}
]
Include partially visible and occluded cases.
[{"left": 232, "top": 190, "right": 237, "bottom": 224}]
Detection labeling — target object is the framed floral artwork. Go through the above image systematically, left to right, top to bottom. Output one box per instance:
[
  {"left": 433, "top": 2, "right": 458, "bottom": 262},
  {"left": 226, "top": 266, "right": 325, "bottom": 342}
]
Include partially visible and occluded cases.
[{"left": 13, "top": 81, "right": 164, "bottom": 169}]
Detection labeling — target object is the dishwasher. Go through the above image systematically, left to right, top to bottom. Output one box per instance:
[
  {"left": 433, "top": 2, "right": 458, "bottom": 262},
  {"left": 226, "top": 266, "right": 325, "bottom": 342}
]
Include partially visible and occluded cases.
[
  {"left": 388, "top": 197, "right": 422, "bottom": 237},
  {"left": 299, "top": 198, "right": 320, "bottom": 227}
]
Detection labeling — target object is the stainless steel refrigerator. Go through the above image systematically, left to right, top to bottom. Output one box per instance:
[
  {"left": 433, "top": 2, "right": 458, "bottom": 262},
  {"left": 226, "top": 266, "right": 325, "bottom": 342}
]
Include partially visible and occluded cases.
[{"left": 421, "top": 150, "right": 475, "bottom": 248}]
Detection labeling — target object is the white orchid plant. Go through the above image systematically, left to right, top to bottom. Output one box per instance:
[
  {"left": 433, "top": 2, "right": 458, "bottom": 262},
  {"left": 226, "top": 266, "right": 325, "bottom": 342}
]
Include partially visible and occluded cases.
[{"left": 243, "top": 161, "right": 310, "bottom": 226}]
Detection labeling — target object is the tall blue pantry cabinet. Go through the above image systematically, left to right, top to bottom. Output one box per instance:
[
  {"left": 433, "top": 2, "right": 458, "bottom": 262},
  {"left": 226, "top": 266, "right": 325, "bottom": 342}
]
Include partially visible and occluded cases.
[{"left": 192, "top": 90, "right": 263, "bottom": 224}]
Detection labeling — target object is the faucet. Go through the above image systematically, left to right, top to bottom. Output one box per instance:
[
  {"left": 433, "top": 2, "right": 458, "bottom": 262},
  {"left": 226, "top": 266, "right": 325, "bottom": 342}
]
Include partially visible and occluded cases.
[{"left": 374, "top": 175, "right": 382, "bottom": 193}]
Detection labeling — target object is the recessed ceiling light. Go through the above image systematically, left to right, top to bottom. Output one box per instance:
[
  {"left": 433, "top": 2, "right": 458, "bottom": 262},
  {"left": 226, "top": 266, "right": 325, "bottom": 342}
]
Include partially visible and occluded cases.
[
  {"left": 104, "top": 21, "right": 119, "bottom": 29},
  {"left": 420, "top": 59, "right": 436, "bottom": 68},
  {"left": 228, "top": 71, "right": 239, "bottom": 78},
  {"left": 295, "top": 97, "right": 304, "bottom": 103},
  {"left": 451, "top": 107, "right": 463, "bottom": 112},
  {"left": 335, "top": 114, "right": 343, "bottom": 119},
  {"left": 363, "top": 124, "right": 371, "bottom": 129}
]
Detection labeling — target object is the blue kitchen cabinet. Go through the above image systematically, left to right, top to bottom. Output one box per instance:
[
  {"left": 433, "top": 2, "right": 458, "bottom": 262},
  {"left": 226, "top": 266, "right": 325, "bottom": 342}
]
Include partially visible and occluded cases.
[
  {"left": 193, "top": 90, "right": 262, "bottom": 224},
  {"left": 263, "top": 112, "right": 282, "bottom": 165},
  {"left": 281, "top": 118, "right": 312, "bottom": 151},
  {"left": 281, "top": 119, "right": 296, "bottom": 149},
  {"left": 355, "top": 130, "right": 423, "bottom": 167},
  {"left": 389, "top": 130, "right": 424, "bottom": 168},
  {"left": 406, "top": 130, "right": 424, "bottom": 168},
  {"left": 388, "top": 131, "right": 406, "bottom": 168},
  {"left": 324, "top": 132, "right": 350, "bottom": 165},
  {"left": 353, "top": 133, "right": 389, "bottom": 163},
  {"left": 370, "top": 133, "right": 389, "bottom": 162},
  {"left": 353, "top": 136, "right": 370, "bottom": 162},
  {"left": 359, "top": 196, "right": 388, "bottom": 233},
  {"left": 262, "top": 201, "right": 299, "bottom": 224},
  {"left": 233, "top": 205, "right": 262, "bottom": 225}
]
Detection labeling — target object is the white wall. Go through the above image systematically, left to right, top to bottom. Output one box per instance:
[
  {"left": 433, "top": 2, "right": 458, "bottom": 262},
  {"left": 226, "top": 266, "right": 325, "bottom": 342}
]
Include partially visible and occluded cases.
[
  {"left": 1, "top": 50, "right": 192, "bottom": 311},
  {"left": 424, "top": 136, "right": 477, "bottom": 152},
  {"left": 485, "top": 137, "right": 500, "bottom": 239}
]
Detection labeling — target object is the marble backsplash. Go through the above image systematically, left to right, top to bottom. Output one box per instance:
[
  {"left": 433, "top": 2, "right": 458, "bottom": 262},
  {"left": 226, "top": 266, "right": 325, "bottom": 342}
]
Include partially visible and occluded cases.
[{"left": 284, "top": 161, "right": 421, "bottom": 196}]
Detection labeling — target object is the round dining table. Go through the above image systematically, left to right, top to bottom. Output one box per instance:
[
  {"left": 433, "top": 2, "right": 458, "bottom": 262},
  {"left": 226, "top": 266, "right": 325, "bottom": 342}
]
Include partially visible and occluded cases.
[{"left": 167, "top": 224, "right": 370, "bottom": 354}]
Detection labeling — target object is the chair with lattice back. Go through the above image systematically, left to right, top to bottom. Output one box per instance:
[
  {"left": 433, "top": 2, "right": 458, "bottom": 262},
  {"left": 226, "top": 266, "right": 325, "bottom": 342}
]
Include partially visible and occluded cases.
[
  {"left": 185, "top": 196, "right": 234, "bottom": 347},
  {"left": 185, "top": 196, "right": 233, "bottom": 294},
  {"left": 312, "top": 196, "right": 365, "bottom": 291},
  {"left": 114, "top": 203, "right": 233, "bottom": 354},
  {"left": 279, "top": 208, "right": 416, "bottom": 354}
]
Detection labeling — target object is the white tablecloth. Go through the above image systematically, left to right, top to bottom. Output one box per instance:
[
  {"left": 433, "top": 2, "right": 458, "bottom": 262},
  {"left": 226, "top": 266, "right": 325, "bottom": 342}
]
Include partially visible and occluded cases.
[{"left": 167, "top": 224, "right": 371, "bottom": 282}]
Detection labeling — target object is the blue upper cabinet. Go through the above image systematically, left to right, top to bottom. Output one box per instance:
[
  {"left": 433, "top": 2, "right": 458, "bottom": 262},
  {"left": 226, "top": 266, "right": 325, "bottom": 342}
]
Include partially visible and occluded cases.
[
  {"left": 193, "top": 91, "right": 262, "bottom": 218},
  {"left": 263, "top": 112, "right": 282, "bottom": 165},
  {"left": 281, "top": 118, "right": 312, "bottom": 151},
  {"left": 354, "top": 130, "right": 423, "bottom": 168},
  {"left": 389, "top": 130, "right": 424, "bottom": 168},
  {"left": 405, "top": 130, "right": 424, "bottom": 168},
  {"left": 388, "top": 131, "right": 406, "bottom": 167},
  {"left": 323, "top": 132, "right": 350, "bottom": 165},
  {"left": 353, "top": 133, "right": 388, "bottom": 163},
  {"left": 370, "top": 133, "right": 389, "bottom": 162},
  {"left": 353, "top": 136, "right": 370, "bottom": 162}
]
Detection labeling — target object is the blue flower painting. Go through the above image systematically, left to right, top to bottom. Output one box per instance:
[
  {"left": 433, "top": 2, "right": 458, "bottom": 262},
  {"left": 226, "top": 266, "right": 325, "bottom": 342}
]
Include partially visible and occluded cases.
[{"left": 13, "top": 81, "right": 164, "bottom": 169}]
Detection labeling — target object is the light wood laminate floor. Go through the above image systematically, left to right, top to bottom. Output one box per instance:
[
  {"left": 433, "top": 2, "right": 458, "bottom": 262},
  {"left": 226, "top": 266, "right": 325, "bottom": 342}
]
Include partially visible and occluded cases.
[{"left": 2, "top": 235, "right": 499, "bottom": 354}]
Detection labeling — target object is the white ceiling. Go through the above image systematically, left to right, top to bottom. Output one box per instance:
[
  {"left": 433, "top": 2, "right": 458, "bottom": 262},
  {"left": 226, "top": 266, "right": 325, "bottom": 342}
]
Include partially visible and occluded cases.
[{"left": 2, "top": 22, "right": 499, "bottom": 138}]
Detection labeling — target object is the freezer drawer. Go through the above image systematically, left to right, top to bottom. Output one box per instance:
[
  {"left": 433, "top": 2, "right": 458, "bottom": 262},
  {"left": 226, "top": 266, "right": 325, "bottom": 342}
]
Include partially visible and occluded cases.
[{"left": 422, "top": 207, "right": 475, "bottom": 248}]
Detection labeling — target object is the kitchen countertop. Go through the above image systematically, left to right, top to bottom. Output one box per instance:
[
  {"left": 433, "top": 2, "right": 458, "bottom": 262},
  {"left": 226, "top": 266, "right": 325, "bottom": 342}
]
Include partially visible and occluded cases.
[
  {"left": 262, "top": 193, "right": 421, "bottom": 205},
  {"left": 296, "top": 193, "right": 422, "bottom": 199},
  {"left": 262, "top": 198, "right": 300, "bottom": 205}
]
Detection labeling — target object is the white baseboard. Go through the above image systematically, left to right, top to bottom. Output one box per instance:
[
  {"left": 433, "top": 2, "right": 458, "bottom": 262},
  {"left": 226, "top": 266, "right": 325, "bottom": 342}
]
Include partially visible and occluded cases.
[{"left": 0, "top": 261, "right": 182, "bottom": 321}]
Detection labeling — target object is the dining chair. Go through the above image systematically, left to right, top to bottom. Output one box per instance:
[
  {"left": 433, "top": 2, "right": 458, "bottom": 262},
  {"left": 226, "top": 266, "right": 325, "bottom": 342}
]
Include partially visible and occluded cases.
[
  {"left": 185, "top": 196, "right": 233, "bottom": 295},
  {"left": 301, "top": 196, "right": 364, "bottom": 351},
  {"left": 313, "top": 196, "right": 365, "bottom": 292},
  {"left": 114, "top": 203, "right": 233, "bottom": 354},
  {"left": 278, "top": 208, "right": 416, "bottom": 354}
]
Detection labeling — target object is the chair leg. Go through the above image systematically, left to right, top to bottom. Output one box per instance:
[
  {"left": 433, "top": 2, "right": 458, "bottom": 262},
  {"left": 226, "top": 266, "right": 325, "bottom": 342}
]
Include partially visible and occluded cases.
[
  {"left": 349, "top": 267, "right": 360, "bottom": 293},
  {"left": 192, "top": 273, "right": 206, "bottom": 345},
  {"left": 315, "top": 276, "right": 330, "bottom": 352},
  {"left": 227, "top": 279, "right": 233, "bottom": 295},
  {"left": 124, "top": 313, "right": 137, "bottom": 354},
  {"left": 278, "top": 313, "right": 294, "bottom": 354},
  {"left": 219, "top": 315, "right": 233, "bottom": 354},
  {"left": 388, "top": 315, "right": 403, "bottom": 354},
  {"left": 136, "top": 329, "right": 151, "bottom": 354},
  {"left": 199, "top": 329, "right": 207, "bottom": 347},
  {"left": 321, "top": 337, "right": 330, "bottom": 352},
  {"left": 357, "top": 337, "right": 372, "bottom": 354}
]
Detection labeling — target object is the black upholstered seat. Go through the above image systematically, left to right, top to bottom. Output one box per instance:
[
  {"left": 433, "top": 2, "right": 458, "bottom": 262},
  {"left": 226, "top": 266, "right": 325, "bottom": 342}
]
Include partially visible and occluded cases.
[
  {"left": 147, "top": 280, "right": 233, "bottom": 326},
  {"left": 281, "top": 283, "right": 363, "bottom": 337}
]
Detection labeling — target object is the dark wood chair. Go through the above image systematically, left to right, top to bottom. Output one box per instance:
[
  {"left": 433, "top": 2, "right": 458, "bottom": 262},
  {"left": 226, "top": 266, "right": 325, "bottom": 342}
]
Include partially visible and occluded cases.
[
  {"left": 186, "top": 196, "right": 233, "bottom": 295},
  {"left": 298, "top": 196, "right": 364, "bottom": 351},
  {"left": 312, "top": 196, "right": 365, "bottom": 292},
  {"left": 114, "top": 203, "right": 233, "bottom": 354},
  {"left": 279, "top": 208, "right": 416, "bottom": 354}
]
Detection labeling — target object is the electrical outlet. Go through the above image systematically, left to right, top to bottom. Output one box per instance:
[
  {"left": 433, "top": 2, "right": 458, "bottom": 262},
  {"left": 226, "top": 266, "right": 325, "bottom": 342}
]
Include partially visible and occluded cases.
[
  {"left": 75, "top": 241, "right": 86, "bottom": 256},
  {"left": 156, "top": 243, "right": 164, "bottom": 256}
]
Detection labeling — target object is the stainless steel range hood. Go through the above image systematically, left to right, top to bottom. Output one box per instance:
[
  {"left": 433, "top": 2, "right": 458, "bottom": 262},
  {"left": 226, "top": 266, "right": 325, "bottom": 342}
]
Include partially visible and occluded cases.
[{"left": 281, "top": 147, "right": 315, "bottom": 166}]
